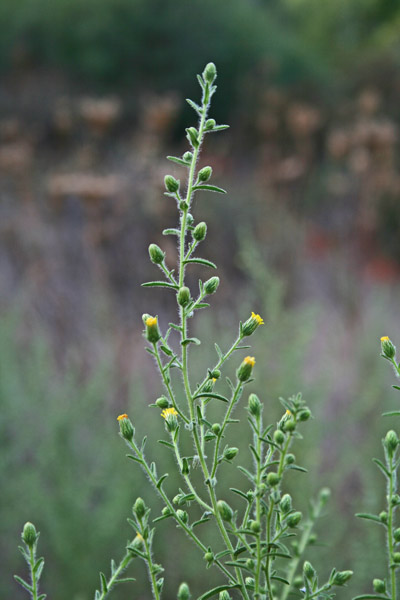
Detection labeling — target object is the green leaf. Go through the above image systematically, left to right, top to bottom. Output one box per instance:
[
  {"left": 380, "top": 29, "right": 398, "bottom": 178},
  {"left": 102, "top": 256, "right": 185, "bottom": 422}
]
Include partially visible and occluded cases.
[
  {"left": 186, "top": 98, "right": 202, "bottom": 114},
  {"left": 211, "top": 124, "right": 230, "bottom": 131},
  {"left": 166, "top": 156, "right": 190, "bottom": 167},
  {"left": 193, "top": 184, "right": 227, "bottom": 194},
  {"left": 184, "top": 258, "right": 217, "bottom": 269},
  {"left": 142, "top": 281, "right": 178, "bottom": 289},
  {"left": 195, "top": 302, "right": 210, "bottom": 309},
  {"left": 169, "top": 322, "right": 183, "bottom": 332},
  {"left": 181, "top": 338, "right": 201, "bottom": 346},
  {"left": 215, "top": 343, "right": 223, "bottom": 359},
  {"left": 160, "top": 345, "right": 173, "bottom": 356},
  {"left": 392, "top": 385, "right": 400, "bottom": 390},
  {"left": 193, "top": 392, "right": 229, "bottom": 403},
  {"left": 382, "top": 410, "right": 400, "bottom": 416},
  {"left": 158, "top": 440, "right": 174, "bottom": 450},
  {"left": 126, "top": 454, "right": 142, "bottom": 464},
  {"left": 372, "top": 458, "right": 390, "bottom": 477},
  {"left": 286, "top": 464, "right": 308, "bottom": 473},
  {"left": 237, "top": 465, "right": 255, "bottom": 482},
  {"left": 156, "top": 473, "right": 169, "bottom": 489},
  {"left": 230, "top": 487, "right": 250, "bottom": 501},
  {"left": 355, "top": 512, "right": 383, "bottom": 524},
  {"left": 192, "top": 516, "right": 211, "bottom": 528},
  {"left": 33, "top": 557, "right": 44, "bottom": 575},
  {"left": 100, "top": 572, "right": 108, "bottom": 593},
  {"left": 271, "top": 575, "right": 290, "bottom": 585},
  {"left": 14, "top": 576, "right": 33, "bottom": 593},
  {"left": 115, "top": 577, "right": 136, "bottom": 583},
  {"left": 197, "top": 584, "right": 241, "bottom": 600},
  {"left": 37, "top": 595, "right": 47, "bottom": 600},
  {"left": 353, "top": 596, "right": 389, "bottom": 599}
]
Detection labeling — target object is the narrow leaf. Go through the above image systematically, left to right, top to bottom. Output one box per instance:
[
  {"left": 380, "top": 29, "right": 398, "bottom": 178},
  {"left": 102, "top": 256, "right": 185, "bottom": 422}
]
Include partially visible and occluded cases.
[
  {"left": 186, "top": 98, "right": 202, "bottom": 114},
  {"left": 211, "top": 124, "right": 230, "bottom": 131},
  {"left": 166, "top": 156, "right": 190, "bottom": 167},
  {"left": 193, "top": 184, "right": 227, "bottom": 194},
  {"left": 184, "top": 258, "right": 217, "bottom": 269},
  {"left": 142, "top": 281, "right": 178, "bottom": 289},
  {"left": 169, "top": 322, "right": 183, "bottom": 332},
  {"left": 181, "top": 338, "right": 201, "bottom": 346},
  {"left": 215, "top": 343, "right": 223, "bottom": 359},
  {"left": 193, "top": 392, "right": 229, "bottom": 403},
  {"left": 382, "top": 410, "right": 400, "bottom": 416},
  {"left": 158, "top": 440, "right": 174, "bottom": 450},
  {"left": 372, "top": 458, "right": 390, "bottom": 477},
  {"left": 156, "top": 473, "right": 169, "bottom": 489},
  {"left": 230, "top": 487, "right": 250, "bottom": 501},
  {"left": 355, "top": 512, "right": 383, "bottom": 524},
  {"left": 100, "top": 572, "right": 108, "bottom": 593},
  {"left": 271, "top": 575, "right": 290, "bottom": 585},
  {"left": 14, "top": 576, "right": 33, "bottom": 593},
  {"left": 115, "top": 577, "right": 136, "bottom": 583},
  {"left": 197, "top": 584, "right": 241, "bottom": 600}
]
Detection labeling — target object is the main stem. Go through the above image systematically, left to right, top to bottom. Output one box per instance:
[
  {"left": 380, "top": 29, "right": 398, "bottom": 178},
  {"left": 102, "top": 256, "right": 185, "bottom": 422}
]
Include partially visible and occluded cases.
[
  {"left": 388, "top": 457, "right": 397, "bottom": 600},
  {"left": 29, "top": 547, "right": 38, "bottom": 600}
]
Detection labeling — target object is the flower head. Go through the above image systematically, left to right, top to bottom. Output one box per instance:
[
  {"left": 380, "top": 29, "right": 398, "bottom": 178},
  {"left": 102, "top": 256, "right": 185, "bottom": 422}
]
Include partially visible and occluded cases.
[
  {"left": 242, "top": 312, "right": 264, "bottom": 336},
  {"left": 145, "top": 315, "right": 161, "bottom": 343},
  {"left": 146, "top": 316, "right": 158, "bottom": 327},
  {"left": 380, "top": 336, "right": 396, "bottom": 359},
  {"left": 237, "top": 356, "right": 256, "bottom": 382},
  {"left": 244, "top": 356, "right": 256, "bottom": 366},
  {"left": 161, "top": 407, "right": 179, "bottom": 431},
  {"left": 117, "top": 413, "right": 128, "bottom": 421},
  {"left": 117, "top": 413, "right": 134, "bottom": 440}
]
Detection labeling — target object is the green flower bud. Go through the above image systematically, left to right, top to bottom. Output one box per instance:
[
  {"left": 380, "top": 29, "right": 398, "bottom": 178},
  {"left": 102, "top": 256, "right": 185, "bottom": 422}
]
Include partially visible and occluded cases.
[
  {"left": 203, "top": 62, "right": 217, "bottom": 84},
  {"left": 205, "top": 118, "right": 216, "bottom": 131},
  {"left": 186, "top": 127, "right": 199, "bottom": 148},
  {"left": 183, "top": 151, "right": 193, "bottom": 162},
  {"left": 198, "top": 166, "right": 212, "bottom": 182},
  {"left": 164, "top": 174, "right": 179, "bottom": 193},
  {"left": 179, "top": 200, "right": 188, "bottom": 211},
  {"left": 186, "top": 213, "right": 194, "bottom": 226},
  {"left": 193, "top": 221, "right": 207, "bottom": 242},
  {"left": 148, "top": 243, "right": 165, "bottom": 265},
  {"left": 204, "top": 276, "right": 220, "bottom": 295},
  {"left": 177, "top": 286, "right": 191, "bottom": 306},
  {"left": 242, "top": 312, "right": 264, "bottom": 336},
  {"left": 142, "top": 313, "right": 151, "bottom": 325},
  {"left": 145, "top": 316, "right": 161, "bottom": 344},
  {"left": 381, "top": 336, "right": 396, "bottom": 359},
  {"left": 237, "top": 356, "right": 255, "bottom": 383},
  {"left": 211, "top": 369, "right": 221, "bottom": 379},
  {"left": 203, "top": 378, "right": 215, "bottom": 393},
  {"left": 248, "top": 393, "right": 262, "bottom": 417},
  {"left": 156, "top": 396, "right": 169, "bottom": 409},
  {"left": 161, "top": 407, "right": 179, "bottom": 432},
  {"left": 298, "top": 409, "right": 311, "bottom": 422},
  {"left": 117, "top": 414, "right": 134, "bottom": 441},
  {"left": 283, "top": 419, "right": 296, "bottom": 432},
  {"left": 212, "top": 423, "right": 221, "bottom": 435},
  {"left": 274, "top": 429, "right": 285, "bottom": 444},
  {"left": 385, "top": 430, "right": 398, "bottom": 454},
  {"left": 224, "top": 447, "right": 239, "bottom": 461},
  {"left": 286, "top": 453, "right": 295, "bottom": 464},
  {"left": 181, "top": 458, "right": 190, "bottom": 476},
  {"left": 267, "top": 472, "right": 280, "bottom": 487},
  {"left": 319, "top": 487, "right": 331, "bottom": 505},
  {"left": 173, "top": 494, "right": 184, "bottom": 505},
  {"left": 280, "top": 494, "right": 292, "bottom": 514},
  {"left": 391, "top": 494, "right": 400, "bottom": 506},
  {"left": 133, "top": 497, "right": 146, "bottom": 519},
  {"left": 217, "top": 500, "right": 233, "bottom": 522},
  {"left": 162, "top": 506, "right": 171, "bottom": 516},
  {"left": 176, "top": 509, "right": 188, "bottom": 523},
  {"left": 287, "top": 511, "right": 302, "bottom": 528},
  {"left": 380, "top": 511, "right": 388, "bottom": 523},
  {"left": 250, "top": 520, "right": 261, "bottom": 533},
  {"left": 22, "top": 522, "right": 37, "bottom": 547},
  {"left": 394, "top": 528, "right": 400, "bottom": 542},
  {"left": 128, "top": 533, "right": 144, "bottom": 554},
  {"left": 204, "top": 551, "right": 213, "bottom": 563},
  {"left": 394, "top": 553, "right": 400, "bottom": 563},
  {"left": 246, "top": 558, "right": 255, "bottom": 570},
  {"left": 303, "top": 561, "right": 316, "bottom": 580},
  {"left": 331, "top": 570, "right": 353, "bottom": 586},
  {"left": 245, "top": 577, "right": 255, "bottom": 588},
  {"left": 157, "top": 578, "right": 164, "bottom": 594},
  {"left": 373, "top": 579, "right": 386, "bottom": 593},
  {"left": 178, "top": 582, "right": 191, "bottom": 600},
  {"left": 219, "top": 592, "right": 231, "bottom": 600}
]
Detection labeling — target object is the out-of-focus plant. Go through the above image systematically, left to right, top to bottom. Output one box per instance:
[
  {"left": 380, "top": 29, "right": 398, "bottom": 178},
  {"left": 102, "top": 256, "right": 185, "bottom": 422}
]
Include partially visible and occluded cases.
[
  {"left": 15, "top": 63, "right": 352, "bottom": 599},
  {"left": 354, "top": 336, "right": 400, "bottom": 600}
]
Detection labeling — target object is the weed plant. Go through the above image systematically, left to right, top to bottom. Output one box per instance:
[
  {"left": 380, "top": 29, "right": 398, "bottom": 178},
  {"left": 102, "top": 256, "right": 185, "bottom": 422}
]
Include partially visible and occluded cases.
[{"left": 14, "top": 63, "right": 355, "bottom": 600}]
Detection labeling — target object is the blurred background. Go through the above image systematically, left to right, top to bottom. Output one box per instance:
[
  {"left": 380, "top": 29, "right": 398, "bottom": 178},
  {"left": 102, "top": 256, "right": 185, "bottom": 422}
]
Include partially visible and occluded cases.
[{"left": 1, "top": 0, "right": 400, "bottom": 597}]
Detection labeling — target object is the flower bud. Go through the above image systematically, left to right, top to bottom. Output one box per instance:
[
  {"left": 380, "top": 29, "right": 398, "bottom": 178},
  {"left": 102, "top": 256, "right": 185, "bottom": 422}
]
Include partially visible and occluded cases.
[
  {"left": 203, "top": 62, "right": 217, "bottom": 84},
  {"left": 205, "top": 119, "right": 216, "bottom": 131},
  {"left": 186, "top": 127, "right": 199, "bottom": 148},
  {"left": 183, "top": 151, "right": 193, "bottom": 162},
  {"left": 198, "top": 166, "right": 212, "bottom": 182},
  {"left": 164, "top": 174, "right": 180, "bottom": 193},
  {"left": 186, "top": 213, "right": 194, "bottom": 226},
  {"left": 193, "top": 221, "right": 207, "bottom": 242},
  {"left": 148, "top": 243, "right": 165, "bottom": 265},
  {"left": 204, "top": 276, "right": 220, "bottom": 295},
  {"left": 177, "top": 286, "right": 191, "bottom": 306},
  {"left": 242, "top": 312, "right": 264, "bottom": 336},
  {"left": 145, "top": 316, "right": 161, "bottom": 344},
  {"left": 381, "top": 336, "right": 396, "bottom": 359},
  {"left": 237, "top": 356, "right": 255, "bottom": 382},
  {"left": 211, "top": 369, "right": 221, "bottom": 379},
  {"left": 248, "top": 393, "right": 262, "bottom": 417},
  {"left": 156, "top": 396, "right": 169, "bottom": 409},
  {"left": 161, "top": 407, "right": 179, "bottom": 432},
  {"left": 298, "top": 409, "right": 311, "bottom": 422},
  {"left": 117, "top": 414, "right": 134, "bottom": 441},
  {"left": 283, "top": 419, "right": 296, "bottom": 432},
  {"left": 212, "top": 423, "right": 221, "bottom": 435},
  {"left": 274, "top": 430, "right": 285, "bottom": 445},
  {"left": 385, "top": 430, "right": 398, "bottom": 455},
  {"left": 224, "top": 447, "right": 239, "bottom": 461},
  {"left": 286, "top": 453, "right": 295, "bottom": 465},
  {"left": 181, "top": 458, "right": 190, "bottom": 476},
  {"left": 267, "top": 472, "right": 280, "bottom": 487},
  {"left": 319, "top": 487, "right": 331, "bottom": 505},
  {"left": 173, "top": 494, "right": 185, "bottom": 505},
  {"left": 280, "top": 494, "right": 292, "bottom": 514},
  {"left": 133, "top": 497, "right": 146, "bottom": 519},
  {"left": 217, "top": 500, "right": 233, "bottom": 522},
  {"left": 162, "top": 506, "right": 172, "bottom": 516},
  {"left": 176, "top": 509, "right": 188, "bottom": 523},
  {"left": 287, "top": 511, "right": 302, "bottom": 528},
  {"left": 379, "top": 511, "right": 388, "bottom": 523},
  {"left": 250, "top": 520, "right": 261, "bottom": 533},
  {"left": 22, "top": 522, "right": 37, "bottom": 547},
  {"left": 394, "top": 528, "right": 400, "bottom": 542},
  {"left": 128, "top": 533, "right": 144, "bottom": 554},
  {"left": 204, "top": 551, "right": 213, "bottom": 563},
  {"left": 394, "top": 552, "right": 400, "bottom": 563},
  {"left": 246, "top": 558, "right": 255, "bottom": 570},
  {"left": 303, "top": 561, "right": 316, "bottom": 580},
  {"left": 331, "top": 570, "right": 353, "bottom": 586},
  {"left": 245, "top": 577, "right": 255, "bottom": 588},
  {"left": 373, "top": 579, "right": 386, "bottom": 593},
  {"left": 178, "top": 582, "right": 191, "bottom": 600},
  {"left": 219, "top": 592, "right": 231, "bottom": 600}
]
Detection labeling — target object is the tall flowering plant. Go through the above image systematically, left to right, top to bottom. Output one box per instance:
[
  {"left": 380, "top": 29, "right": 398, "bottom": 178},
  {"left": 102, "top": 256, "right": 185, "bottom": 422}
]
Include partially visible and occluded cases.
[{"left": 15, "top": 63, "right": 352, "bottom": 600}]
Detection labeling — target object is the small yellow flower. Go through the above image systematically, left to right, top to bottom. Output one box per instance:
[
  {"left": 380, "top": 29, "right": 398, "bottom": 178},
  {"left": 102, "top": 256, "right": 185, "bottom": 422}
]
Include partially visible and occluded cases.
[
  {"left": 251, "top": 312, "right": 264, "bottom": 326},
  {"left": 146, "top": 316, "right": 158, "bottom": 327},
  {"left": 381, "top": 336, "right": 390, "bottom": 342},
  {"left": 244, "top": 356, "right": 256, "bottom": 366},
  {"left": 161, "top": 407, "right": 178, "bottom": 420},
  {"left": 285, "top": 409, "right": 292, "bottom": 417},
  {"left": 117, "top": 413, "right": 128, "bottom": 421},
  {"left": 136, "top": 532, "right": 144, "bottom": 541}
]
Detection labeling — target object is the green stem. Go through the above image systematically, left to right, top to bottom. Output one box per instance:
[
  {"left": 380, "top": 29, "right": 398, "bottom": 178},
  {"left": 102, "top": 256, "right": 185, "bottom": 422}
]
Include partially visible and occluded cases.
[
  {"left": 153, "top": 343, "right": 189, "bottom": 424},
  {"left": 211, "top": 382, "right": 243, "bottom": 478},
  {"left": 254, "top": 413, "right": 263, "bottom": 599},
  {"left": 172, "top": 435, "right": 213, "bottom": 511},
  {"left": 388, "top": 457, "right": 397, "bottom": 600},
  {"left": 265, "top": 500, "right": 275, "bottom": 600},
  {"left": 143, "top": 536, "right": 161, "bottom": 600},
  {"left": 29, "top": 547, "right": 38, "bottom": 600},
  {"left": 98, "top": 552, "right": 133, "bottom": 600}
]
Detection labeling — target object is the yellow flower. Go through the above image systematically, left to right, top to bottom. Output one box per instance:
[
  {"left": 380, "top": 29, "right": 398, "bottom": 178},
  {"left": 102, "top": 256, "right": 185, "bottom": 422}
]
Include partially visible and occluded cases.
[
  {"left": 251, "top": 312, "right": 264, "bottom": 326},
  {"left": 146, "top": 316, "right": 158, "bottom": 327},
  {"left": 380, "top": 336, "right": 390, "bottom": 342},
  {"left": 244, "top": 356, "right": 256, "bottom": 366},
  {"left": 161, "top": 407, "right": 178, "bottom": 420},
  {"left": 285, "top": 409, "right": 292, "bottom": 417},
  {"left": 117, "top": 413, "right": 128, "bottom": 421},
  {"left": 136, "top": 532, "right": 144, "bottom": 541}
]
